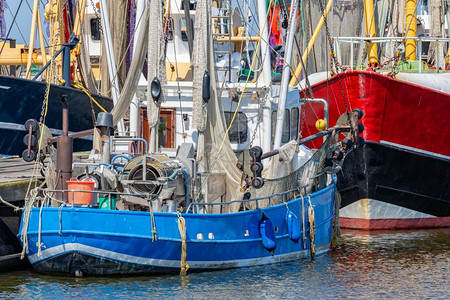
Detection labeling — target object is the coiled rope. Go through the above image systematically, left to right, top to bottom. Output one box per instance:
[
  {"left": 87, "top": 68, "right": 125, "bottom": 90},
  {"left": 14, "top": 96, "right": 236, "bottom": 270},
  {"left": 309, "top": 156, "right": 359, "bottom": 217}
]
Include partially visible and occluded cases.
[
  {"left": 307, "top": 195, "right": 315, "bottom": 259},
  {"left": 177, "top": 213, "right": 189, "bottom": 276}
]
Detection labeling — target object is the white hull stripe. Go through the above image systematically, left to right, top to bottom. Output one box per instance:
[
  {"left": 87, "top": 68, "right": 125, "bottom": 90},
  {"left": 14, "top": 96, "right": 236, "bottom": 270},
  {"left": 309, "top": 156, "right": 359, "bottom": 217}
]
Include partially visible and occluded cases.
[
  {"left": 0, "top": 122, "right": 92, "bottom": 141},
  {"left": 340, "top": 198, "right": 436, "bottom": 219},
  {"left": 29, "top": 243, "right": 329, "bottom": 269}
]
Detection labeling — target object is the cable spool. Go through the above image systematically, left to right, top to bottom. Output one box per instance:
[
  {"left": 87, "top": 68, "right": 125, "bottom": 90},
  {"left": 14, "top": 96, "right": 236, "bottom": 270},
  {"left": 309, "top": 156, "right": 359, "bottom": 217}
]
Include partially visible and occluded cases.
[{"left": 124, "top": 154, "right": 182, "bottom": 196}]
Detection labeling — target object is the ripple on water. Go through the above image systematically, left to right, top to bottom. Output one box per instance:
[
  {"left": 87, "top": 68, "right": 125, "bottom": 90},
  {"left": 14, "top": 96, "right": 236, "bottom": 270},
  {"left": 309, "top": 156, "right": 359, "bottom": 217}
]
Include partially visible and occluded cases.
[{"left": 0, "top": 228, "right": 449, "bottom": 299}]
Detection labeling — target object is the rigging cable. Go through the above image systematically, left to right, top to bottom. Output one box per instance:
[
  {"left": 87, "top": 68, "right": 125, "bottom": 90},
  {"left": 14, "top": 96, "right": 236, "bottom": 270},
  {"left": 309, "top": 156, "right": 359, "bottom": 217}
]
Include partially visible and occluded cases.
[{"left": 0, "top": 0, "right": 25, "bottom": 55}]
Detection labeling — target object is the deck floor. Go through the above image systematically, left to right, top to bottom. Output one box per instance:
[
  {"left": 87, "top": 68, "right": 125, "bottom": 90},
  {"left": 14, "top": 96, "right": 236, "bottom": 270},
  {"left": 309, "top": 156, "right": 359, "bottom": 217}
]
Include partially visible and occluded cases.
[{"left": 0, "top": 157, "right": 41, "bottom": 183}]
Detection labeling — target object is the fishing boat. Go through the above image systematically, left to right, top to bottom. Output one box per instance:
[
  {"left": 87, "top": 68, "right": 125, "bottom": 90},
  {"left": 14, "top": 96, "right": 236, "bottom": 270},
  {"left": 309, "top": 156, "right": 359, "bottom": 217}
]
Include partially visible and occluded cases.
[
  {"left": 0, "top": 0, "right": 113, "bottom": 156},
  {"left": 18, "top": 0, "right": 361, "bottom": 276},
  {"left": 289, "top": 0, "right": 450, "bottom": 230}
]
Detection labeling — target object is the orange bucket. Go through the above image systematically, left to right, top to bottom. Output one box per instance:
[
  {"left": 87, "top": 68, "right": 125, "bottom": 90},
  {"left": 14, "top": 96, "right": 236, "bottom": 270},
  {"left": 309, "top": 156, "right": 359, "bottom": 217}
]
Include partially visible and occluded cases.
[{"left": 66, "top": 178, "right": 95, "bottom": 205}]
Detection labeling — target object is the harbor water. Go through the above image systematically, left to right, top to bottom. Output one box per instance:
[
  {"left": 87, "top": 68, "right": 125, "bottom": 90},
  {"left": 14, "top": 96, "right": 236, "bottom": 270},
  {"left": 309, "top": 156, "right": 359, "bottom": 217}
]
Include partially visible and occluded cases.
[{"left": 0, "top": 229, "right": 449, "bottom": 299}]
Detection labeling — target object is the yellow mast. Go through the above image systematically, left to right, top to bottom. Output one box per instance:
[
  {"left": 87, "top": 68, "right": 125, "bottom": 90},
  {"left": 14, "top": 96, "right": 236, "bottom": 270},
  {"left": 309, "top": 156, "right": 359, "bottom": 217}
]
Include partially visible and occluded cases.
[
  {"left": 25, "top": 0, "right": 48, "bottom": 79},
  {"left": 289, "top": 0, "right": 333, "bottom": 87},
  {"left": 363, "top": 0, "right": 378, "bottom": 67},
  {"left": 405, "top": 0, "right": 417, "bottom": 60}
]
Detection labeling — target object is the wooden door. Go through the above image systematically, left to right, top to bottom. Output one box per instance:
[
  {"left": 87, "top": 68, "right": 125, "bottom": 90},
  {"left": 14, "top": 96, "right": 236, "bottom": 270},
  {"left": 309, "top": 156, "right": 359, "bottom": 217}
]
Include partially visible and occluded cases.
[{"left": 140, "top": 107, "right": 176, "bottom": 149}]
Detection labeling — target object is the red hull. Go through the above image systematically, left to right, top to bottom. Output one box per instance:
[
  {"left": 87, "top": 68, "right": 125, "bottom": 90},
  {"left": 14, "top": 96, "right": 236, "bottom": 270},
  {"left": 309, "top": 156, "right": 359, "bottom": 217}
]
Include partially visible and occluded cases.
[
  {"left": 301, "top": 70, "right": 450, "bottom": 156},
  {"left": 303, "top": 70, "right": 450, "bottom": 230},
  {"left": 340, "top": 216, "right": 450, "bottom": 230}
]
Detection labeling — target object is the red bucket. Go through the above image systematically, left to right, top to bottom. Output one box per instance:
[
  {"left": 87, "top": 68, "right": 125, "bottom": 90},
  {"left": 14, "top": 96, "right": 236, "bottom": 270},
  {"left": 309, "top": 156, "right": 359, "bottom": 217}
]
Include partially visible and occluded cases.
[{"left": 66, "top": 178, "right": 95, "bottom": 205}]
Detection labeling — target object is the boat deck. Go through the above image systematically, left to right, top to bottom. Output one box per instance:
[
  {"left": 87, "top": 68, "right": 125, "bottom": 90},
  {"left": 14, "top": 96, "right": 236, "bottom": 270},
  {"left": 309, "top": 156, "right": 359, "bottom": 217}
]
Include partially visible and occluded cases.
[{"left": 0, "top": 156, "right": 40, "bottom": 184}]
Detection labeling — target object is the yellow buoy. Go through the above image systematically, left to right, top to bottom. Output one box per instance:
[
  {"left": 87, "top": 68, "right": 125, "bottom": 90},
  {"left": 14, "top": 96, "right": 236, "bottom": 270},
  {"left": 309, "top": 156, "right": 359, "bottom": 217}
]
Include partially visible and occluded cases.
[{"left": 315, "top": 119, "right": 327, "bottom": 131}]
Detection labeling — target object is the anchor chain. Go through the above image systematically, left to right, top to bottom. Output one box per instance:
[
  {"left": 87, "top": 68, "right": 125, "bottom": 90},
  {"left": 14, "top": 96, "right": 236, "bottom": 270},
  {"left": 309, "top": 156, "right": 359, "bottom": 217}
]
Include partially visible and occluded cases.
[{"left": 318, "top": 0, "right": 353, "bottom": 133}]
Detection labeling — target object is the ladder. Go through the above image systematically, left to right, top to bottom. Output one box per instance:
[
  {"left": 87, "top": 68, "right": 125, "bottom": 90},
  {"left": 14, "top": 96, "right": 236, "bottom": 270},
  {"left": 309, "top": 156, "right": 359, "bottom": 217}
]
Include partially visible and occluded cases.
[{"left": 212, "top": 0, "right": 233, "bottom": 82}]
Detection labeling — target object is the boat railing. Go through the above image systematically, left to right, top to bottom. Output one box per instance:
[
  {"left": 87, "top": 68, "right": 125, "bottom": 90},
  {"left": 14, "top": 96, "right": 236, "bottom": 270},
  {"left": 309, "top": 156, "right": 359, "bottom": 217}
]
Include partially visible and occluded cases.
[
  {"left": 333, "top": 36, "right": 450, "bottom": 72},
  {"left": 32, "top": 184, "right": 309, "bottom": 215},
  {"left": 186, "top": 185, "right": 309, "bottom": 214},
  {"left": 33, "top": 187, "right": 159, "bottom": 208}
]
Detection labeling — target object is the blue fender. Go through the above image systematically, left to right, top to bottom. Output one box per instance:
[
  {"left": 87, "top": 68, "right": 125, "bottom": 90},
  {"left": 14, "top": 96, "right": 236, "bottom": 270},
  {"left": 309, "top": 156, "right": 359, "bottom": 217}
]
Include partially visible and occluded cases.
[
  {"left": 285, "top": 211, "right": 301, "bottom": 243},
  {"left": 259, "top": 214, "right": 277, "bottom": 253}
]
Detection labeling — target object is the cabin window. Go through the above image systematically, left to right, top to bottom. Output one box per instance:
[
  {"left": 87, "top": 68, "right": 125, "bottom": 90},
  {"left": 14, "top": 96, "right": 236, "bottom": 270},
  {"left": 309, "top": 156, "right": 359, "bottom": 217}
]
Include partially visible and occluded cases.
[
  {"left": 181, "top": 0, "right": 196, "bottom": 10},
  {"left": 90, "top": 18, "right": 101, "bottom": 41},
  {"left": 180, "top": 18, "right": 194, "bottom": 42},
  {"left": 291, "top": 108, "right": 299, "bottom": 141},
  {"left": 282, "top": 109, "right": 290, "bottom": 143},
  {"left": 224, "top": 112, "right": 248, "bottom": 144}
]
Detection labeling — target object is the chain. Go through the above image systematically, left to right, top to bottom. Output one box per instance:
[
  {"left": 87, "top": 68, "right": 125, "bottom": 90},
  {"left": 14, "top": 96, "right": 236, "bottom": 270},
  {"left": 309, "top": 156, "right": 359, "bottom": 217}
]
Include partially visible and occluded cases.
[
  {"left": 91, "top": 0, "right": 103, "bottom": 35},
  {"left": 318, "top": 0, "right": 353, "bottom": 131},
  {"left": 375, "top": 50, "right": 401, "bottom": 71},
  {"left": 249, "top": 88, "right": 269, "bottom": 148}
]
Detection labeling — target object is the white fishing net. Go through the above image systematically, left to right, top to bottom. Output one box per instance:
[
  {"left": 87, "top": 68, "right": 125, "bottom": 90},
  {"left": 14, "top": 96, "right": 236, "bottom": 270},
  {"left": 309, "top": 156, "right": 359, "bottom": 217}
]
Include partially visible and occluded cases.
[
  {"left": 147, "top": 0, "right": 167, "bottom": 152},
  {"left": 110, "top": 2, "right": 149, "bottom": 125}
]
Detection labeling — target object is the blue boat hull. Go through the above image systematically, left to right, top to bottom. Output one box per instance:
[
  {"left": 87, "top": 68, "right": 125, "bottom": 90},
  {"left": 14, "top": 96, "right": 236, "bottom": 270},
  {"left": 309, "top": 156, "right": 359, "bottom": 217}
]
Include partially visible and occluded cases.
[{"left": 21, "top": 183, "right": 336, "bottom": 276}]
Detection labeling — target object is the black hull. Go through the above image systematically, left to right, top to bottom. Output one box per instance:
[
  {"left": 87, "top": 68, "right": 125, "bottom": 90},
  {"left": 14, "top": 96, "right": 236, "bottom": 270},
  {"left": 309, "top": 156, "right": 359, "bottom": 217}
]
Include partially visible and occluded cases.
[
  {"left": 0, "top": 76, "right": 114, "bottom": 155},
  {"left": 338, "top": 141, "right": 450, "bottom": 218},
  {"left": 0, "top": 204, "right": 30, "bottom": 272},
  {"left": 33, "top": 252, "right": 178, "bottom": 276}
]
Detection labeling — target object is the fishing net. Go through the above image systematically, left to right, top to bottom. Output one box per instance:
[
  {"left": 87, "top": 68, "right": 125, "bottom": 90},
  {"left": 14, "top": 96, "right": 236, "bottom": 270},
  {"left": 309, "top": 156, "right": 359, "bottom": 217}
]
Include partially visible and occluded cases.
[
  {"left": 147, "top": 0, "right": 167, "bottom": 152},
  {"left": 190, "top": 0, "right": 243, "bottom": 211},
  {"left": 110, "top": 2, "right": 149, "bottom": 126},
  {"left": 246, "top": 133, "right": 339, "bottom": 210}
]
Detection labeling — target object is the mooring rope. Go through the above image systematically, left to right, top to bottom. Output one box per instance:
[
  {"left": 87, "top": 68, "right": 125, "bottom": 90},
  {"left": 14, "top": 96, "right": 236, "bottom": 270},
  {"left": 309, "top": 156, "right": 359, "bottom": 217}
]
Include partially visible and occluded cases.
[
  {"left": 20, "top": 189, "right": 38, "bottom": 259},
  {"left": 331, "top": 190, "right": 342, "bottom": 247},
  {"left": 0, "top": 195, "right": 21, "bottom": 211},
  {"left": 301, "top": 195, "right": 306, "bottom": 249},
  {"left": 307, "top": 195, "right": 315, "bottom": 259},
  {"left": 37, "top": 196, "right": 48, "bottom": 257},
  {"left": 148, "top": 197, "right": 158, "bottom": 242},
  {"left": 177, "top": 212, "right": 189, "bottom": 276}
]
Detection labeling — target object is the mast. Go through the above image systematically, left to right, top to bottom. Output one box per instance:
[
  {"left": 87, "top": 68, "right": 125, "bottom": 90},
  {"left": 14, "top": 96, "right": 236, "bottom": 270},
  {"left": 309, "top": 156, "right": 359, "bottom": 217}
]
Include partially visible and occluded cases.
[
  {"left": 25, "top": 0, "right": 48, "bottom": 79},
  {"left": 99, "top": 0, "right": 125, "bottom": 133},
  {"left": 257, "top": 0, "right": 272, "bottom": 153},
  {"left": 273, "top": 0, "right": 299, "bottom": 149},
  {"left": 363, "top": 0, "right": 379, "bottom": 66},
  {"left": 405, "top": 0, "right": 417, "bottom": 60}
]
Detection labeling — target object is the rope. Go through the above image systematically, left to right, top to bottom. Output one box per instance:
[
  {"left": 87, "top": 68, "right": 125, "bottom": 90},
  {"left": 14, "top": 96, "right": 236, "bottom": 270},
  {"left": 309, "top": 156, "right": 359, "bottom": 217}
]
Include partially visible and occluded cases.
[
  {"left": 71, "top": 81, "right": 108, "bottom": 112},
  {"left": 20, "top": 189, "right": 38, "bottom": 259},
  {"left": 331, "top": 189, "right": 341, "bottom": 247},
  {"left": 0, "top": 195, "right": 21, "bottom": 211},
  {"left": 301, "top": 195, "right": 305, "bottom": 249},
  {"left": 307, "top": 195, "right": 315, "bottom": 259},
  {"left": 37, "top": 196, "right": 48, "bottom": 257},
  {"left": 148, "top": 196, "right": 158, "bottom": 242},
  {"left": 58, "top": 202, "right": 66, "bottom": 236},
  {"left": 177, "top": 212, "right": 189, "bottom": 276}
]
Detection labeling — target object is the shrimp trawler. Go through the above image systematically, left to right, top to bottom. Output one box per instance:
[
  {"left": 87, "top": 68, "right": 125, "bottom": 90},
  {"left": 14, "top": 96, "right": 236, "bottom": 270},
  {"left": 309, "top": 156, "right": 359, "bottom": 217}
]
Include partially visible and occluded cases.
[
  {"left": 18, "top": 0, "right": 362, "bottom": 276},
  {"left": 289, "top": 0, "right": 450, "bottom": 230}
]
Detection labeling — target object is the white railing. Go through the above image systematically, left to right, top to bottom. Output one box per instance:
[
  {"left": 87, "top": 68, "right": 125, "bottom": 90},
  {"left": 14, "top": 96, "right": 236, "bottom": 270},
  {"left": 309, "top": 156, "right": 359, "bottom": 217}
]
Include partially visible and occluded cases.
[{"left": 333, "top": 36, "right": 450, "bottom": 73}]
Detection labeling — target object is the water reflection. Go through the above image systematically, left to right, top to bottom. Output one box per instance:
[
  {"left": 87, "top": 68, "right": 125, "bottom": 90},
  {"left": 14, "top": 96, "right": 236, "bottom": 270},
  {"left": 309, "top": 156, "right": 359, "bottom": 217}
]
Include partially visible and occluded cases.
[{"left": 0, "top": 229, "right": 449, "bottom": 299}]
